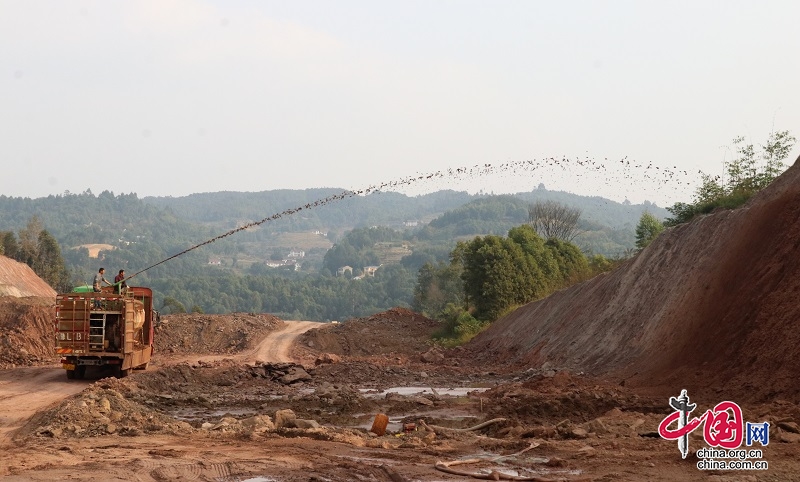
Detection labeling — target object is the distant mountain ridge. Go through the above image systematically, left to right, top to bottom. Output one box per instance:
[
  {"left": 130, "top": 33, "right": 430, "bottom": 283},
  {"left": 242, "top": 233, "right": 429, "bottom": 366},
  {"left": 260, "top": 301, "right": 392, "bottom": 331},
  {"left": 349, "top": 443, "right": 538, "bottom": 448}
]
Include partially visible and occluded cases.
[
  {"left": 0, "top": 187, "right": 663, "bottom": 316},
  {"left": 141, "top": 187, "right": 666, "bottom": 231}
]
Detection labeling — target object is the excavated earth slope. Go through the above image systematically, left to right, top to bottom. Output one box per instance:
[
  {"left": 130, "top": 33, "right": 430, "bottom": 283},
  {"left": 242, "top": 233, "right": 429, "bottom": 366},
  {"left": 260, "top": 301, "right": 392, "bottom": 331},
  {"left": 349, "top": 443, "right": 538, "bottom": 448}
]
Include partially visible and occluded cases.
[
  {"left": 468, "top": 156, "right": 800, "bottom": 404},
  {"left": 0, "top": 256, "right": 57, "bottom": 298},
  {"left": 0, "top": 256, "right": 58, "bottom": 368}
]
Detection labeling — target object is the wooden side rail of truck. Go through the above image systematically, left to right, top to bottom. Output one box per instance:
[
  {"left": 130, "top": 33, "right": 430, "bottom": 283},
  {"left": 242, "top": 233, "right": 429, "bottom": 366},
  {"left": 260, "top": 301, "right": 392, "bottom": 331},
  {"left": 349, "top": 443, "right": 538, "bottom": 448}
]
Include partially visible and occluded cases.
[{"left": 55, "top": 286, "right": 157, "bottom": 379}]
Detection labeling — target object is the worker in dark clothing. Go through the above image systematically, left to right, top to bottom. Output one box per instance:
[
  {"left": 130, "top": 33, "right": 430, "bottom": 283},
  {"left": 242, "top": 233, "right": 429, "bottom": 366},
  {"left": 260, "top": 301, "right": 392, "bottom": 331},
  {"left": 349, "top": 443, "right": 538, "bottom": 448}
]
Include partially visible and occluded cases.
[{"left": 114, "top": 269, "right": 128, "bottom": 294}]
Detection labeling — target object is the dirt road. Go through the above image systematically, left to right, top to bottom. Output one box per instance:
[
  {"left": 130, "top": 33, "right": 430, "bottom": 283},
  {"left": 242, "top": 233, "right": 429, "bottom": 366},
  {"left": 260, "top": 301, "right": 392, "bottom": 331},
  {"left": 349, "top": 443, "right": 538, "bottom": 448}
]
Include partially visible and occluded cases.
[
  {"left": 161, "top": 319, "right": 319, "bottom": 366},
  {"left": 252, "top": 320, "right": 319, "bottom": 363},
  {"left": 0, "top": 321, "right": 319, "bottom": 449},
  {"left": 0, "top": 366, "right": 88, "bottom": 447}
]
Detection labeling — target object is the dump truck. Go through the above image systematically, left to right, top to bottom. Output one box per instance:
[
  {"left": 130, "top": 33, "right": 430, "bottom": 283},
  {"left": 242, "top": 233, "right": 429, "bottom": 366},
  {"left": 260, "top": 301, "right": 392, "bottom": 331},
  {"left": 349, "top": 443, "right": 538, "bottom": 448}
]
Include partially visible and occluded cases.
[{"left": 55, "top": 286, "right": 157, "bottom": 379}]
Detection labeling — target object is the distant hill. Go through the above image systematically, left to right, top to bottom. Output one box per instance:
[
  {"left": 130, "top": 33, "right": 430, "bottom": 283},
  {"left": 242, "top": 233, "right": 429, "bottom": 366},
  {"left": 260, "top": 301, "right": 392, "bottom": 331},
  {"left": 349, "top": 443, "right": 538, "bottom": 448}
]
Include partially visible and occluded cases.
[
  {"left": 0, "top": 186, "right": 659, "bottom": 316},
  {"left": 142, "top": 189, "right": 476, "bottom": 232}
]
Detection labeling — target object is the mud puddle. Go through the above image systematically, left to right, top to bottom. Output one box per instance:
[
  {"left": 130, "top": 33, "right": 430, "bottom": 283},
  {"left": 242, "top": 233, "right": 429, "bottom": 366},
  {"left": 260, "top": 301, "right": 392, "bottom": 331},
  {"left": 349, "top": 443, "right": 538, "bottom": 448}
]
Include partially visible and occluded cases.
[{"left": 360, "top": 386, "right": 490, "bottom": 398}]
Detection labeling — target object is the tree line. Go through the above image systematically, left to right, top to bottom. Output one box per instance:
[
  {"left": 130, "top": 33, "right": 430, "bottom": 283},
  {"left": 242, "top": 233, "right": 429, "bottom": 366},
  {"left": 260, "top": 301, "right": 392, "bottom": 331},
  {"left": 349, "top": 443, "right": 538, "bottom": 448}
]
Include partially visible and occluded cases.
[
  {"left": 0, "top": 185, "right": 656, "bottom": 322},
  {"left": 1, "top": 216, "right": 71, "bottom": 292}
]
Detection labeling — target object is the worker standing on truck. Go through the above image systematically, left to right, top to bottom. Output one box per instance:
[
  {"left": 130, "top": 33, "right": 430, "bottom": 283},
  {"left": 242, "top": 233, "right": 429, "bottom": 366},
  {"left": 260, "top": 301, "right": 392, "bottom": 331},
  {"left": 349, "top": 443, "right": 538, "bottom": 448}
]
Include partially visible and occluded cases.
[
  {"left": 92, "top": 267, "right": 112, "bottom": 309},
  {"left": 93, "top": 268, "right": 111, "bottom": 292},
  {"left": 114, "top": 269, "right": 128, "bottom": 294}
]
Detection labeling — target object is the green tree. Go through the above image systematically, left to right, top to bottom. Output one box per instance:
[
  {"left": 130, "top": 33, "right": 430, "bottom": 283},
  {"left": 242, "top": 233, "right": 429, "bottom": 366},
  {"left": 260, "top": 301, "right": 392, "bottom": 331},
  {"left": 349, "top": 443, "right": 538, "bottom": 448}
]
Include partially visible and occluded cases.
[
  {"left": 666, "top": 130, "right": 796, "bottom": 226},
  {"left": 761, "top": 130, "right": 796, "bottom": 185},
  {"left": 635, "top": 212, "right": 664, "bottom": 249},
  {"left": 17, "top": 216, "right": 43, "bottom": 266},
  {"left": 455, "top": 224, "right": 591, "bottom": 322},
  {"left": 507, "top": 225, "right": 556, "bottom": 293},
  {"left": 33, "top": 230, "right": 72, "bottom": 291},
  {"left": 1, "top": 232, "right": 19, "bottom": 259},
  {"left": 461, "top": 236, "right": 525, "bottom": 320},
  {"left": 545, "top": 238, "right": 590, "bottom": 281},
  {"left": 588, "top": 254, "right": 613, "bottom": 274},
  {"left": 413, "top": 261, "right": 464, "bottom": 317},
  {"left": 162, "top": 296, "right": 187, "bottom": 314},
  {"left": 433, "top": 304, "right": 486, "bottom": 346}
]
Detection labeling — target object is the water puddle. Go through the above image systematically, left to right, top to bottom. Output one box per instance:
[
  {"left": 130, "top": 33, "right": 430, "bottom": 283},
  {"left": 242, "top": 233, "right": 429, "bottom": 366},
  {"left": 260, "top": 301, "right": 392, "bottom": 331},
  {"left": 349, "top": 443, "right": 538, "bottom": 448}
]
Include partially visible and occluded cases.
[
  {"left": 360, "top": 386, "right": 489, "bottom": 398},
  {"left": 351, "top": 407, "right": 481, "bottom": 433},
  {"left": 439, "top": 452, "right": 583, "bottom": 478}
]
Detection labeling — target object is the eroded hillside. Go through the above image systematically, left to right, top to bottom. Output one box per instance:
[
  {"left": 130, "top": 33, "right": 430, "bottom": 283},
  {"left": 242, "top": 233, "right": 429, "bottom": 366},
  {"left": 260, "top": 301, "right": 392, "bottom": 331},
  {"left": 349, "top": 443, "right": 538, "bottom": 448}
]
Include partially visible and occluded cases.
[{"left": 468, "top": 156, "right": 800, "bottom": 404}]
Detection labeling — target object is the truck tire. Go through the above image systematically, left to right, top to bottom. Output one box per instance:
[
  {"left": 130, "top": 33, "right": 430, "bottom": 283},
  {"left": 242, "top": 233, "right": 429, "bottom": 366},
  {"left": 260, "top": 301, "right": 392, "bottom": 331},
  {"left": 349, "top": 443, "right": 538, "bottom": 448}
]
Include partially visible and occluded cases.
[
  {"left": 76, "top": 365, "right": 87, "bottom": 379},
  {"left": 115, "top": 365, "right": 130, "bottom": 378},
  {"left": 66, "top": 369, "right": 76, "bottom": 379}
]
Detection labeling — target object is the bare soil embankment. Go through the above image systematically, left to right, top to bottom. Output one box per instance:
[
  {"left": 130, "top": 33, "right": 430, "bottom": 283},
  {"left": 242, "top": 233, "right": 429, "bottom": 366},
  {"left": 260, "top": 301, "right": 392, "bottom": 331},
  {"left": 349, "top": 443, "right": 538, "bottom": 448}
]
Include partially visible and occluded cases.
[
  {"left": 468, "top": 156, "right": 800, "bottom": 404},
  {"left": 0, "top": 256, "right": 57, "bottom": 298},
  {"left": 0, "top": 296, "right": 58, "bottom": 368},
  {"left": 295, "top": 308, "right": 440, "bottom": 359}
]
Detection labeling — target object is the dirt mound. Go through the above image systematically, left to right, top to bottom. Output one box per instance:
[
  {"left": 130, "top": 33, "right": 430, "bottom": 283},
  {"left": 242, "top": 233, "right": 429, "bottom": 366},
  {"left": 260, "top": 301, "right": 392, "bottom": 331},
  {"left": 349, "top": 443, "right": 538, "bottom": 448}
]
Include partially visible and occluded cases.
[
  {"left": 467, "top": 156, "right": 800, "bottom": 404},
  {"left": 0, "top": 256, "right": 57, "bottom": 298},
  {"left": 0, "top": 297, "right": 58, "bottom": 368},
  {"left": 295, "top": 308, "right": 440, "bottom": 358},
  {"left": 156, "top": 312, "right": 283, "bottom": 355},
  {"left": 32, "top": 376, "right": 193, "bottom": 439}
]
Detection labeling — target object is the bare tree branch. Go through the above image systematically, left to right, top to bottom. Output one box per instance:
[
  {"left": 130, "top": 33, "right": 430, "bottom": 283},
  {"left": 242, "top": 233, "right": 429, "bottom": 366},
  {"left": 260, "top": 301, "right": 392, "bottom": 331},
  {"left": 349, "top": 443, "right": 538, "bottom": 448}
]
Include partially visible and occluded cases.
[{"left": 527, "top": 201, "right": 581, "bottom": 241}]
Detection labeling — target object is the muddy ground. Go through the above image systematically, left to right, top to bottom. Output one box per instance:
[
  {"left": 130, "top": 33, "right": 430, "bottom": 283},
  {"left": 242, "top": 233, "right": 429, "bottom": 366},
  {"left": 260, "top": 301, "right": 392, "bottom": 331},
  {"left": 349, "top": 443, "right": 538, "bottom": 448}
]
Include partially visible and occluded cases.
[{"left": 1, "top": 305, "right": 799, "bottom": 481}]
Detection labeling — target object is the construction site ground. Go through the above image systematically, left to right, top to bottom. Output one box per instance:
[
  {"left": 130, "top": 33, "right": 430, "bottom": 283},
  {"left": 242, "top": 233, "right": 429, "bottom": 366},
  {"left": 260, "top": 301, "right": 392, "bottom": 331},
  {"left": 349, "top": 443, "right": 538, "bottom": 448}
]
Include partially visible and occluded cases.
[{"left": 0, "top": 304, "right": 798, "bottom": 482}]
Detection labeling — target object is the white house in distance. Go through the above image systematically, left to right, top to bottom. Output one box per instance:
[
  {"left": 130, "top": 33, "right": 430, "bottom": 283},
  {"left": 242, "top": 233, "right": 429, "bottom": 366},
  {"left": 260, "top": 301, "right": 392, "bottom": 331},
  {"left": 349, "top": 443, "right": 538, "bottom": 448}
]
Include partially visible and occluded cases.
[
  {"left": 288, "top": 250, "right": 305, "bottom": 258},
  {"left": 337, "top": 264, "right": 382, "bottom": 278},
  {"left": 363, "top": 265, "right": 382, "bottom": 277}
]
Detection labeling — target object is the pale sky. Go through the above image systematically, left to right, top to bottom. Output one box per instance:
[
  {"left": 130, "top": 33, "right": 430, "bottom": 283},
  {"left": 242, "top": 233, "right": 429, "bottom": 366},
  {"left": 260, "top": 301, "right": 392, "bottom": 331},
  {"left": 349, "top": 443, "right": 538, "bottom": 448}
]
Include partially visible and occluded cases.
[{"left": 1, "top": 0, "right": 798, "bottom": 206}]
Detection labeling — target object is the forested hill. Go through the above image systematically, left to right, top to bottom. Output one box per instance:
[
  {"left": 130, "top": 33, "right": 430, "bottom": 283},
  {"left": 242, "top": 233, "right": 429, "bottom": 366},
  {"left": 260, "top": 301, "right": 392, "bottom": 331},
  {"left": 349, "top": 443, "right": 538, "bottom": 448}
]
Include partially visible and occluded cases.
[
  {"left": 0, "top": 187, "right": 665, "bottom": 271},
  {"left": 1, "top": 187, "right": 664, "bottom": 318},
  {"left": 142, "top": 187, "right": 667, "bottom": 232},
  {"left": 142, "top": 189, "right": 475, "bottom": 230}
]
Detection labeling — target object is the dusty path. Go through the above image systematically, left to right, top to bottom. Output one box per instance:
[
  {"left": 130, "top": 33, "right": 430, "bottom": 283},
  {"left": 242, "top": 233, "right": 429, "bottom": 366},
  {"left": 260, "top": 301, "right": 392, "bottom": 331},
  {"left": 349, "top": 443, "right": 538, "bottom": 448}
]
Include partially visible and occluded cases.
[
  {"left": 0, "top": 320, "right": 319, "bottom": 449},
  {"left": 162, "top": 320, "right": 320, "bottom": 366},
  {"left": 252, "top": 320, "right": 319, "bottom": 363},
  {"left": 0, "top": 366, "right": 89, "bottom": 447}
]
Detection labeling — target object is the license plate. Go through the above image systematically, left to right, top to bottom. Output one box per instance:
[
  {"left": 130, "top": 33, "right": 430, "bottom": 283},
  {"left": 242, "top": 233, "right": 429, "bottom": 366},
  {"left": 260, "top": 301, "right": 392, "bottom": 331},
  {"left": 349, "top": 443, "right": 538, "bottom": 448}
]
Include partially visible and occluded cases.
[{"left": 62, "top": 363, "right": 76, "bottom": 371}]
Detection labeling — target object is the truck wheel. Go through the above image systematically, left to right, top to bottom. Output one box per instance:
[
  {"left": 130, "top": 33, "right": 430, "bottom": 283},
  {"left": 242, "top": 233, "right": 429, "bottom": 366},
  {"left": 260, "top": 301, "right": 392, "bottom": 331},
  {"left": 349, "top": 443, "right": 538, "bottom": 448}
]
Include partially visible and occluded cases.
[
  {"left": 76, "top": 365, "right": 87, "bottom": 379},
  {"left": 115, "top": 365, "right": 130, "bottom": 378},
  {"left": 66, "top": 369, "right": 76, "bottom": 379}
]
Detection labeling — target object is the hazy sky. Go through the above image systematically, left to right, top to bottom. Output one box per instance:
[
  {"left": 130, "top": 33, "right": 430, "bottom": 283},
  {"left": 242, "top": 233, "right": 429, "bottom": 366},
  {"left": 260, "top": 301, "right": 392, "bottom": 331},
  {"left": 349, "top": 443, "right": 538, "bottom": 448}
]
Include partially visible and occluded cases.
[{"left": 2, "top": 1, "right": 798, "bottom": 206}]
